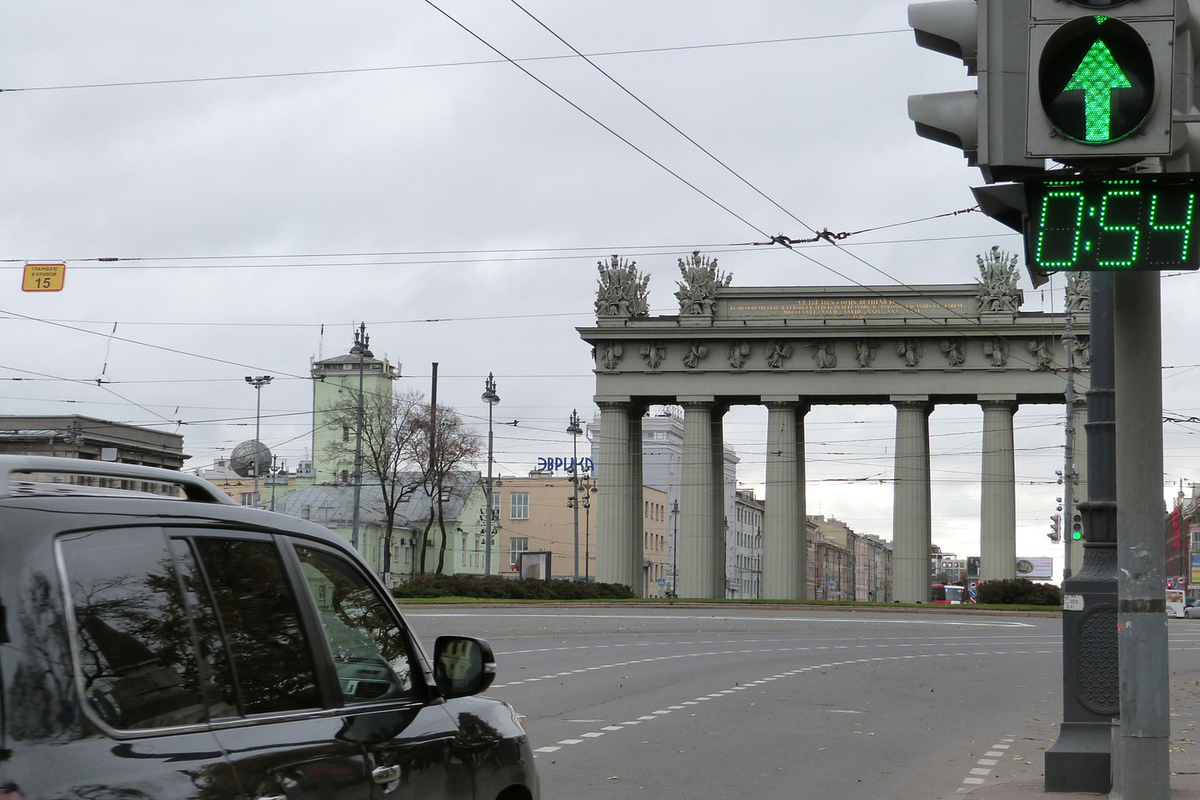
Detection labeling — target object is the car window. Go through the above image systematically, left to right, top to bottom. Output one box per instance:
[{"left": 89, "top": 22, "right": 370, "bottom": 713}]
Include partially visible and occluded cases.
[
  {"left": 60, "top": 528, "right": 221, "bottom": 730},
  {"left": 191, "top": 537, "right": 320, "bottom": 715},
  {"left": 294, "top": 546, "right": 417, "bottom": 704}
]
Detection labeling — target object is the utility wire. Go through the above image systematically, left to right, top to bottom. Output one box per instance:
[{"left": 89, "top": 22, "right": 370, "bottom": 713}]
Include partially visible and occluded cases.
[
  {"left": 422, "top": 0, "right": 768, "bottom": 239},
  {"left": 0, "top": 30, "right": 906, "bottom": 94}
]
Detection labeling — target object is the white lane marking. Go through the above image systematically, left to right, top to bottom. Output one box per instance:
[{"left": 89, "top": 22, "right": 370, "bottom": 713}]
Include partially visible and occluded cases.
[{"left": 957, "top": 738, "right": 1016, "bottom": 790}]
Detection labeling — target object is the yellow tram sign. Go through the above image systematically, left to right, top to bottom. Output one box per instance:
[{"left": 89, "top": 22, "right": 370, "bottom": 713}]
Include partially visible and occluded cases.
[{"left": 22, "top": 262, "right": 66, "bottom": 292}]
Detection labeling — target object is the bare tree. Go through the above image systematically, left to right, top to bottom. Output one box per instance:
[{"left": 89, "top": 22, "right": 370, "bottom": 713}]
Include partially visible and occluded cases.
[
  {"left": 321, "top": 387, "right": 425, "bottom": 578},
  {"left": 412, "top": 404, "right": 483, "bottom": 575}
]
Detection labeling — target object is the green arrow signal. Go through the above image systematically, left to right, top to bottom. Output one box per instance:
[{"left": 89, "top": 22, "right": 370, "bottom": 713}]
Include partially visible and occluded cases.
[{"left": 1063, "top": 33, "right": 1132, "bottom": 143}]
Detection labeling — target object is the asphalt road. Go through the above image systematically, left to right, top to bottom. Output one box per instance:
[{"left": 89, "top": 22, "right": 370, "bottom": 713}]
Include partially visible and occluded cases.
[{"left": 403, "top": 605, "right": 1200, "bottom": 800}]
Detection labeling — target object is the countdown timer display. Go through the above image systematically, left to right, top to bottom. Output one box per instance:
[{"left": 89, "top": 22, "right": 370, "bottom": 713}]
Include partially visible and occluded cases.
[{"left": 1024, "top": 175, "right": 1199, "bottom": 272}]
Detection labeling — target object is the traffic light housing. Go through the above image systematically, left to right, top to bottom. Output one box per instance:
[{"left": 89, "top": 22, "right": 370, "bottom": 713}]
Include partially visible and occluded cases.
[
  {"left": 908, "top": 0, "right": 1044, "bottom": 183},
  {"left": 1027, "top": 0, "right": 1191, "bottom": 164},
  {"left": 1071, "top": 512, "right": 1084, "bottom": 541}
]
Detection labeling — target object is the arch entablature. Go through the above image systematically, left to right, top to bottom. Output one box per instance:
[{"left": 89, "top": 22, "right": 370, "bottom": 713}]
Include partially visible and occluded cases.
[{"left": 579, "top": 284, "right": 1090, "bottom": 404}]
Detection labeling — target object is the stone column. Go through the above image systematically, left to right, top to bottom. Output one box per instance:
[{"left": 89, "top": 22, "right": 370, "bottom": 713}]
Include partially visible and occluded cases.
[
  {"left": 980, "top": 398, "right": 1017, "bottom": 582},
  {"left": 893, "top": 399, "right": 932, "bottom": 602},
  {"left": 596, "top": 402, "right": 644, "bottom": 594},
  {"left": 680, "top": 402, "right": 720, "bottom": 598},
  {"left": 764, "top": 402, "right": 806, "bottom": 600},
  {"left": 710, "top": 406, "right": 728, "bottom": 598},
  {"left": 627, "top": 409, "right": 645, "bottom": 597}
]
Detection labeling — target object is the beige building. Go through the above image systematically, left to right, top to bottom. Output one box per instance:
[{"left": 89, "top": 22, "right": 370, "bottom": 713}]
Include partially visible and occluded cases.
[{"left": 490, "top": 473, "right": 669, "bottom": 596}]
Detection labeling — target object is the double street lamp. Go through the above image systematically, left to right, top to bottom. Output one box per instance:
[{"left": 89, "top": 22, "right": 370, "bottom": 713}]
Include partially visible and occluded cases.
[
  {"left": 482, "top": 373, "right": 500, "bottom": 576},
  {"left": 244, "top": 375, "right": 272, "bottom": 502},
  {"left": 567, "top": 409, "right": 583, "bottom": 581},
  {"left": 581, "top": 472, "right": 594, "bottom": 582}
]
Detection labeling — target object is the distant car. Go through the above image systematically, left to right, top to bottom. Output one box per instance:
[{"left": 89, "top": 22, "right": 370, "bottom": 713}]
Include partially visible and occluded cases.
[
  {"left": 0, "top": 455, "right": 540, "bottom": 800},
  {"left": 1186, "top": 600, "right": 1200, "bottom": 618}
]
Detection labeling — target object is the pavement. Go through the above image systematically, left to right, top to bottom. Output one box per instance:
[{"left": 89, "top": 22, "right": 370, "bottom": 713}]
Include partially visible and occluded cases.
[{"left": 959, "top": 672, "right": 1200, "bottom": 800}]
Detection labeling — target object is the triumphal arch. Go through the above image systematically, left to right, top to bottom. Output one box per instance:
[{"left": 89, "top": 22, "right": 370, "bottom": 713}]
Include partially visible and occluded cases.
[{"left": 577, "top": 249, "right": 1090, "bottom": 602}]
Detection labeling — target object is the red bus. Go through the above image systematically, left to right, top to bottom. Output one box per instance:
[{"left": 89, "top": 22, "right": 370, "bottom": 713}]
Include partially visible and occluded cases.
[{"left": 931, "top": 583, "right": 966, "bottom": 604}]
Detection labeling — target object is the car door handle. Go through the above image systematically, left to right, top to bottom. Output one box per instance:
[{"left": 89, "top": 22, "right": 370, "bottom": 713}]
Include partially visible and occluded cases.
[{"left": 373, "top": 765, "right": 403, "bottom": 785}]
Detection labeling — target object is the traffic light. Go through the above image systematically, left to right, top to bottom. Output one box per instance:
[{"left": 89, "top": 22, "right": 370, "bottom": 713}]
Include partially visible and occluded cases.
[
  {"left": 908, "top": 0, "right": 1043, "bottom": 183},
  {"left": 1027, "top": 0, "right": 1192, "bottom": 163},
  {"left": 1071, "top": 512, "right": 1084, "bottom": 541},
  {"left": 1049, "top": 513, "right": 1062, "bottom": 542}
]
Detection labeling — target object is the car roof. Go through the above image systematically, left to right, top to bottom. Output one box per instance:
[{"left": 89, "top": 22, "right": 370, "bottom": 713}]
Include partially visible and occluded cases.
[{"left": 0, "top": 454, "right": 349, "bottom": 548}]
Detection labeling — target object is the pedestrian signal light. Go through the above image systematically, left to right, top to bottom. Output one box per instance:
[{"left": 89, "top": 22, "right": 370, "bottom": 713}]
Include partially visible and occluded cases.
[{"left": 1027, "top": 0, "right": 1183, "bottom": 162}]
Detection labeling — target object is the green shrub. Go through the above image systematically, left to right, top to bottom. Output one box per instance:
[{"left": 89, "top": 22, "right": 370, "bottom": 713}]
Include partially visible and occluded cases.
[
  {"left": 393, "top": 573, "right": 635, "bottom": 600},
  {"left": 975, "top": 577, "right": 1061, "bottom": 606}
]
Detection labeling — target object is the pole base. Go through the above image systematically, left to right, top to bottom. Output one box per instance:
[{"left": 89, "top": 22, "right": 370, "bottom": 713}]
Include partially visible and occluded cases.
[{"left": 1044, "top": 721, "right": 1113, "bottom": 794}]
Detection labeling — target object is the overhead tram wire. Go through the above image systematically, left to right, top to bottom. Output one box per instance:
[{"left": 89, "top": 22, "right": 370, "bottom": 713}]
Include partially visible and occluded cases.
[
  {"left": 421, "top": 0, "right": 766, "bottom": 240},
  {"left": 477, "top": 1, "right": 1068, "bottom": 379},
  {"left": 0, "top": 30, "right": 907, "bottom": 94},
  {"left": 0, "top": 229, "right": 1019, "bottom": 279},
  {"left": 0, "top": 306, "right": 309, "bottom": 380}
]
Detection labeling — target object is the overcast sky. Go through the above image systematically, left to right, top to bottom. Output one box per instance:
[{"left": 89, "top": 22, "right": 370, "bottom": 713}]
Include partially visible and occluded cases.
[{"left": 4, "top": 1, "right": 1199, "bottom": 578}]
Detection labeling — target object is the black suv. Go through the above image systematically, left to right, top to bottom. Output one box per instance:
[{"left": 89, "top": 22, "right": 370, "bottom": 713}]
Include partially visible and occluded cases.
[{"left": 0, "top": 456, "right": 539, "bottom": 800}]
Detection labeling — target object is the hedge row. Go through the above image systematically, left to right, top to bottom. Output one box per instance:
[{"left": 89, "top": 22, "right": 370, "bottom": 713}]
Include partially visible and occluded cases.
[
  {"left": 393, "top": 573, "right": 635, "bottom": 600},
  {"left": 974, "top": 577, "right": 1062, "bottom": 606}
]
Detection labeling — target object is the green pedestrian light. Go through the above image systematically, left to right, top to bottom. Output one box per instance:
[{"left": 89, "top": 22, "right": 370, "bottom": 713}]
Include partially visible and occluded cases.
[
  {"left": 1037, "top": 15, "right": 1153, "bottom": 145},
  {"left": 1064, "top": 32, "right": 1131, "bottom": 142}
]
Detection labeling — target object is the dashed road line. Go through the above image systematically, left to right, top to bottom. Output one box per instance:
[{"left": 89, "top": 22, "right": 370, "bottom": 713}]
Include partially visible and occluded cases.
[{"left": 956, "top": 737, "right": 1016, "bottom": 793}]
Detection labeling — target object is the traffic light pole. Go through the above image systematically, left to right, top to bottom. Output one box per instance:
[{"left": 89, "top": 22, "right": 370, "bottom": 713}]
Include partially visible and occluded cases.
[
  {"left": 1114, "top": 270, "right": 1170, "bottom": 800},
  {"left": 1046, "top": 273, "right": 1119, "bottom": 794},
  {"left": 1062, "top": 311, "right": 1077, "bottom": 578}
]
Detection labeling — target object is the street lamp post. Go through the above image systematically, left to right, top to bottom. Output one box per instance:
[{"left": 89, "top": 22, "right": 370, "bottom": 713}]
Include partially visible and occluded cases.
[
  {"left": 349, "top": 324, "right": 372, "bottom": 551},
  {"left": 482, "top": 373, "right": 500, "bottom": 576},
  {"left": 244, "top": 375, "right": 272, "bottom": 503},
  {"left": 567, "top": 409, "right": 583, "bottom": 581},
  {"left": 269, "top": 455, "right": 283, "bottom": 512},
  {"left": 581, "top": 473, "right": 593, "bottom": 582},
  {"left": 578, "top": 474, "right": 592, "bottom": 582},
  {"left": 670, "top": 499, "right": 680, "bottom": 597}
]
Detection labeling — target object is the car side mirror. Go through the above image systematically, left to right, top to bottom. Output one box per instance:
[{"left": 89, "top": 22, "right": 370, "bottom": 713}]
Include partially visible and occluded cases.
[{"left": 433, "top": 636, "right": 497, "bottom": 698}]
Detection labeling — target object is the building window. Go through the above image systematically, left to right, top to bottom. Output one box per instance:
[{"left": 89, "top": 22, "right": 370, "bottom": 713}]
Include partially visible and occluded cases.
[
  {"left": 343, "top": 424, "right": 350, "bottom": 442},
  {"left": 510, "top": 492, "right": 529, "bottom": 520},
  {"left": 510, "top": 536, "right": 529, "bottom": 565}
]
